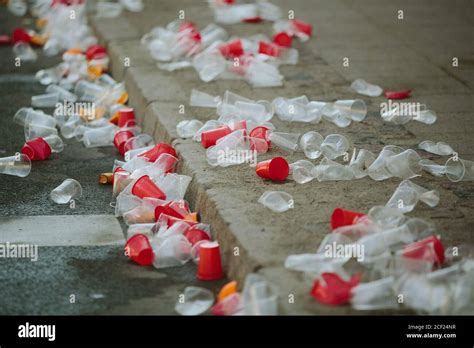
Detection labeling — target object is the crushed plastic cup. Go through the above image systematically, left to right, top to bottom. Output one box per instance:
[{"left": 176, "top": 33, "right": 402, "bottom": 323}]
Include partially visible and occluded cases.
[
  {"left": 13, "top": 42, "right": 37, "bottom": 61},
  {"left": 350, "top": 79, "right": 383, "bottom": 97},
  {"left": 74, "top": 80, "right": 107, "bottom": 101},
  {"left": 45, "top": 84, "right": 77, "bottom": 102},
  {"left": 190, "top": 89, "right": 222, "bottom": 108},
  {"left": 31, "top": 93, "right": 60, "bottom": 108},
  {"left": 272, "top": 96, "right": 307, "bottom": 122},
  {"left": 333, "top": 99, "right": 367, "bottom": 122},
  {"left": 118, "top": 107, "right": 135, "bottom": 128},
  {"left": 413, "top": 109, "right": 437, "bottom": 124},
  {"left": 323, "top": 110, "right": 352, "bottom": 128},
  {"left": 177, "top": 119, "right": 204, "bottom": 138},
  {"left": 24, "top": 123, "right": 58, "bottom": 141},
  {"left": 82, "top": 124, "right": 118, "bottom": 148},
  {"left": 201, "top": 126, "right": 232, "bottom": 149},
  {"left": 267, "top": 131, "right": 300, "bottom": 152},
  {"left": 299, "top": 131, "right": 324, "bottom": 159},
  {"left": 320, "top": 134, "right": 349, "bottom": 160},
  {"left": 21, "top": 137, "right": 52, "bottom": 161},
  {"left": 418, "top": 140, "right": 454, "bottom": 156},
  {"left": 138, "top": 143, "right": 177, "bottom": 162},
  {"left": 124, "top": 145, "right": 155, "bottom": 162},
  {"left": 367, "top": 145, "right": 404, "bottom": 181},
  {"left": 385, "top": 148, "right": 422, "bottom": 179},
  {"left": 349, "top": 149, "right": 376, "bottom": 178},
  {"left": 0, "top": 154, "right": 31, "bottom": 177},
  {"left": 122, "top": 155, "right": 150, "bottom": 173},
  {"left": 256, "top": 157, "right": 289, "bottom": 181},
  {"left": 445, "top": 157, "right": 474, "bottom": 182},
  {"left": 312, "top": 158, "right": 354, "bottom": 182},
  {"left": 419, "top": 159, "right": 446, "bottom": 177},
  {"left": 290, "top": 160, "right": 314, "bottom": 184},
  {"left": 132, "top": 175, "right": 166, "bottom": 200},
  {"left": 50, "top": 179, "right": 82, "bottom": 204},
  {"left": 386, "top": 179, "right": 440, "bottom": 213},
  {"left": 258, "top": 191, "right": 294, "bottom": 213},
  {"left": 123, "top": 205, "right": 156, "bottom": 225},
  {"left": 331, "top": 208, "right": 366, "bottom": 230},
  {"left": 125, "top": 233, "right": 154, "bottom": 266},
  {"left": 152, "top": 234, "right": 192, "bottom": 269},
  {"left": 402, "top": 235, "right": 445, "bottom": 267},
  {"left": 197, "top": 240, "right": 224, "bottom": 281},
  {"left": 310, "top": 272, "right": 361, "bottom": 305},
  {"left": 350, "top": 277, "right": 398, "bottom": 310},
  {"left": 217, "top": 280, "right": 238, "bottom": 302},
  {"left": 175, "top": 286, "right": 214, "bottom": 316},
  {"left": 212, "top": 292, "right": 243, "bottom": 316}
]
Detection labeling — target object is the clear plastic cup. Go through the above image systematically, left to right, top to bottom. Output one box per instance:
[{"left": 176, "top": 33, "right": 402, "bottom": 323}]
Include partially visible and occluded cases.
[
  {"left": 13, "top": 42, "right": 37, "bottom": 61},
  {"left": 46, "top": 84, "right": 78, "bottom": 102},
  {"left": 190, "top": 89, "right": 221, "bottom": 108},
  {"left": 31, "top": 93, "right": 60, "bottom": 108},
  {"left": 333, "top": 99, "right": 367, "bottom": 122},
  {"left": 24, "top": 123, "right": 58, "bottom": 140},
  {"left": 82, "top": 124, "right": 118, "bottom": 147},
  {"left": 299, "top": 131, "right": 324, "bottom": 159},
  {"left": 42, "top": 134, "right": 64, "bottom": 153},
  {"left": 320, "top": 134, "right": 349, "bottom": 160},
  {"left": 385, "top": 149, "right": 422, "bottom": 179},
  {"left": 0, "top": 154, "right": 31, "bottom": 177},
  {"left": 445, "top": 158, "right": 474, "bottom": 182},
  {"left": 50, "top": 179, "right": 83, "bottom": 204}
]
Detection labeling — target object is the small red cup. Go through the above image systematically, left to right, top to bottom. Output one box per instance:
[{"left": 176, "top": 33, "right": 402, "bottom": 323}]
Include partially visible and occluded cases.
[
  {"left": 291, "top": 19, "right": 313, "bottom": 36},
  {"left": 12, "top": 28, "right": 31, "bottom": 43},
  {"left": 273, "top": 31, "right": 292, "bottom": 48},
  {"left": 219, "top": 39, "right": 244, "bottom": 58},
  {"left": 258, "top": 41, "right": 280, "bottom": 57},
  {"left": 85, "top": 44, "right": 107, "bottom": 60},
  {"left": 384, "top": 90, "right": 412, "bottom": 100},
  {"left": 118, "top": 107, "right": 135, "bottom": 128},
  {"left": 201, "top": 126, "right": 232, "bottom": 149},
  {"left": 249, "top": 126, "right": 270, "bottom": 146},
  {"left": 113, "top": 130, "right": 134, "bottom": 155},
  {"left": 21, "top": 137, "right": 52, "bottom": 161},
  {"left": 138, "top": 143, "right": 177, "bottom": 162},
  {"left": 255, "top": 157, "right": 289, "bottom": 181},
  {"left": 131, "top": 175, "right": 166, "bottom": 200},
  {"left": 154, "top": 202, "right": 186, "bottom": 221},
  {"left": 330, "top": 208, "right": 366, "bottom": 230},
  {"left": 184, "top": 228, "right": 211, "bottom": 246},
  {"left": 124, "top": 233, "right": 154, "bottom": 266},
  {"left": 403, "top": 235, "right": 445, "bottom": 266},
  {"left": 197, "top": 241, "right": 224, "bottom": 281}
]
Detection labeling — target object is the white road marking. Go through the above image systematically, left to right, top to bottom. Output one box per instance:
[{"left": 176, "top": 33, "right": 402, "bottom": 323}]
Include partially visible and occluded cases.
[{"left": 0, "top": 215, "right": 124, "bottom": 246}]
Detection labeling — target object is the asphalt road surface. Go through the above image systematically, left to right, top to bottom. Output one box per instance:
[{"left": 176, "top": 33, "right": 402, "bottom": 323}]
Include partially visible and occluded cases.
[{"left": 0, "top": 8, "right": 225, "bottom": 315}]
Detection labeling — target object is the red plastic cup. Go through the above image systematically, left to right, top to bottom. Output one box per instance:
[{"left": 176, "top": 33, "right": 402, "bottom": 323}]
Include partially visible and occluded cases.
[
  {"left": 242, "top": 16, "right": 263, "bottom": 23},
  {"left": 291, "top": 19, "right": 313, "bottom": 36},
  {"left": 178, "top": 21, "right": 197, "bottom": 32},
  {"left": 12, "top": 28, "right": 31, "bottom": 44},
  {"left": 273, "top": 31, "right": 292, "bottom": 48},
  {"left": 219, "top": 39, "right": 244, "bottom": 59},
  {"left": 259, "top": 41, "right": 281, "bottom": 57},
  {"left": 85, "top": 44, "right": 107, "bottom": 60},
  {"left": 384, "top": 90, "right": 412, "bottom": 100},
  {"left": 118, "top": 107, "right": 135, "bottom": 128},
  {"left": 201, "top": 126, "right": 232, "bottom": 149},
  {"left": 249, "top": 126, "right": 270, "bottom": 146},
  {"left": 113, "top": 130, "right": 134, "bottom": 155},
  {"left": 21, "top": 137, "right": 52, "bottom": 161},
  {"left": 138, "top": 143, "right": 177, "bottom": 162},
  {"left": 255, "top": 157, "right": 289, "bottom": 181},
  {"left": 131, "top": 175, "right": 166, "bottom": 200},
  {"left": 154, "top": 202, "right": 186, "bottom": 221},
  {"left": 330, "top": 207, "right": 366, "bottom": 230},
  {"left": 184, "top": 228, "right": 211, "bottom": 246},
  {"left": 124, "top": 233, "right": 154, "bottom": 266},
  {"left": 403, "top": 235, "right": 445, "bottom": 266},
  {"left": 197, "top": 241, "right": 224, "bottom": 281},
  {"left": 310, "top": 272, "right": 361, "bottom": 305}
]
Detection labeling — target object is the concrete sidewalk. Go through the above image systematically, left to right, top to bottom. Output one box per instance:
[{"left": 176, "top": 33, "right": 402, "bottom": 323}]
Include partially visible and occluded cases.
[{"left": 89, "top": 0, "right": 474, "bottom": 314}]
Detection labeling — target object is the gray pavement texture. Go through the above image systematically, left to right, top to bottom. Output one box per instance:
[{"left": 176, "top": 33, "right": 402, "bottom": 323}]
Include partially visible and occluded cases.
[
  {"left": 89, "top": 0, "right": 474, "bottom": 315},
  {"left": 0, "top": 8, "right": 226, "bottom": 315}
]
